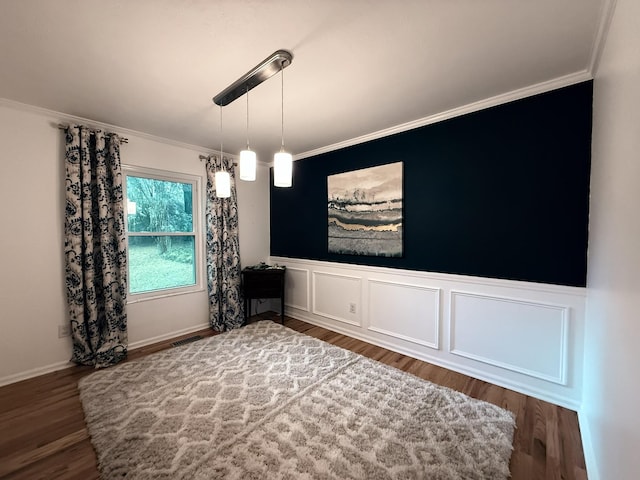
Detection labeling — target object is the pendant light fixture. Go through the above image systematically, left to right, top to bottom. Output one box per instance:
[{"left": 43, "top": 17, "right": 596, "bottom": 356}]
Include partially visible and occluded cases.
[
  {"left": 211, "top": 49, "right": 293, "bottom": 187},
  {"left": 273, "top": 63, "right": 293, "bottom": 188},
  {"left": 239, "top": 86, "right": 256, "bottom": 181},
  {"left": 215, "top": 105, "right": 231, "bottom": 198}
]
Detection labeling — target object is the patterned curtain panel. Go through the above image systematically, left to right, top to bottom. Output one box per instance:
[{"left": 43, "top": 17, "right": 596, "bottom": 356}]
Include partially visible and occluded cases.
[
  {"left": 64, "top": 125, "right": 128, "bottom": 368},
  {"left": 205, "top": 155, "right": 244, "bottom": 331}
]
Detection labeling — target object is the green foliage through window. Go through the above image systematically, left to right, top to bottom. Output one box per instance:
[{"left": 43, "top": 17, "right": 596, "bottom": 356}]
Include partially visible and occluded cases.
[{"left": 125, "top": 172, "right": 199, "bottom": 295}]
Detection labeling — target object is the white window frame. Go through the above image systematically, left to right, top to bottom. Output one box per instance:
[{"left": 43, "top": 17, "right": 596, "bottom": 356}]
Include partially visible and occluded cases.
[{"left": 122, "top": 164, "right": 204, "bottom": 302}]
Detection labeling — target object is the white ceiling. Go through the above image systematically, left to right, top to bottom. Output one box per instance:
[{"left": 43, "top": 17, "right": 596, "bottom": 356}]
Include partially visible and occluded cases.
[{"left": 0, "top": 0, "right": 609, "bottom": 162}]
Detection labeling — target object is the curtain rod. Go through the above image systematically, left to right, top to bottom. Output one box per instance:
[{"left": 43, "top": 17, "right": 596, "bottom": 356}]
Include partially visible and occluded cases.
[
  {"left": 57, "top": 124, "right": 129, "bottom": 143},
  {"left": 199, "top": 154, "right": 238, "bottom": 166}
]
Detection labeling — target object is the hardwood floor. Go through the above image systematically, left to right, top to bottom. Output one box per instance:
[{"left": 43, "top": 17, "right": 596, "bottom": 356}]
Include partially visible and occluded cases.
[{"left": 0, "top": 313, "right": 587, "bottom": 479}]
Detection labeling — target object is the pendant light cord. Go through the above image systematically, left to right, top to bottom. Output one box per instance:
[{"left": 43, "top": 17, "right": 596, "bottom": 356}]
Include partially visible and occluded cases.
[
  {"left": 280, "top": 63, "right": 285, "bottom": 152},
  {"left": 246, "top": 86, "right": 250, "bottom": 150},
  {"left": 219, "top": 105, "right": 224, "bottom": 171}
]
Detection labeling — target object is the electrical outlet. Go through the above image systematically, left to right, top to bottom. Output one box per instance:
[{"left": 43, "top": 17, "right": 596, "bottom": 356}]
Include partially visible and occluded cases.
[
  {"left": 349, "top": 302, "right": 357, "bottom": 314},
  {"left": 58, "top": 324, "right": 71, "bottom": 338}
]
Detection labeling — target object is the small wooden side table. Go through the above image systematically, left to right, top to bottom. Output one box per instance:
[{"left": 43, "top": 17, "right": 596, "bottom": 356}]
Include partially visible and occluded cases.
[{"left": 241, "top": 266, "right": 286, "bottom": 324}]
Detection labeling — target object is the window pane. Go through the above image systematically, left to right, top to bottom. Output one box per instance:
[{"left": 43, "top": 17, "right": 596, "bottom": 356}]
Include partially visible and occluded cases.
[
  {"left": 126, "top": 176, "right": 193, "bottom": 233},
  {"left": 128, "top": 236, "right": 196, "bottom": 293}
]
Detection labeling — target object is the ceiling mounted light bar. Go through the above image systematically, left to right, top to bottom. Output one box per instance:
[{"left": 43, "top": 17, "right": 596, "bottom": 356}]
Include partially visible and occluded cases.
[{"left": 212, "top": 50, "right": 293, "bottom": 106}]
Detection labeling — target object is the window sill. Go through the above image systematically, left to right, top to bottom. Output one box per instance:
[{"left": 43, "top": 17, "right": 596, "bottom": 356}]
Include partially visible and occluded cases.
[{"left": 127, "top": 287, "right": 206, "bottom": 304}]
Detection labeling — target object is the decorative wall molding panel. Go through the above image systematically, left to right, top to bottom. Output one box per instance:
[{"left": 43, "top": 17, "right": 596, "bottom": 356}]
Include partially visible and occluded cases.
[
  {"left": 272, "top": 256, "right": 586, "bottom": 409},
  {"left": 284, "top": 267, "right": 310, "bottom": 312},
  {"left": 312, "top": 271, "right": 362, "bottom": 326},
  {"left": 368, "top": 279, "right": 440, "bottom": 350},
  {"left": 449, "top": 291, "right": 568, "bottom": 384}
]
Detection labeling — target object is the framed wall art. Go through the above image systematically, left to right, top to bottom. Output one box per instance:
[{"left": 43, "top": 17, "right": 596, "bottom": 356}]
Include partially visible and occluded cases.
[{"left": 327, "top": 161, "right": 403, "bottom": 257}]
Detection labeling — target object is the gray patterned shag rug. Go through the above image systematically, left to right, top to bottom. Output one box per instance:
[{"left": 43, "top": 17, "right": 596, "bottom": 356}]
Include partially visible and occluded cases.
[{"left": 78, "top": 320, "right": 515, "bottom": 479}]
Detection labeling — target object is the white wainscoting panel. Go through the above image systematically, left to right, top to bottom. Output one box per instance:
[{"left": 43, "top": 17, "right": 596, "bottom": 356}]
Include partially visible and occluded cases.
[
  {"left": 270, "top": 256, "right": 586, "bottom": 409},
  {"left": 285, "top": 267, "right": 310, "bottom": 312},
  {"left": 312, "top": 271, "right": 362, "bottom": 326},
  {"left": 368, "top": 279, "right": 440, "bottom": 349},
  {"left": 449, "top": 291, "right": 568, "bottom": 384}
]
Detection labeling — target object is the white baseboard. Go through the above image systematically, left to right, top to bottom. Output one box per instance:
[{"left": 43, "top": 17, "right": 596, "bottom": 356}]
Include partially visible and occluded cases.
[
  {"left": 0, "top": 323, "right": 211, "bottom": 388},
  {"left": 128, "top": 323, "right": 210, "bottom": 350},
  {"left": 0, "top": 360, "right": 74, "bottom": 388},
  {"left": 578, "top": 408, "right": 599, "bottom": 480}
]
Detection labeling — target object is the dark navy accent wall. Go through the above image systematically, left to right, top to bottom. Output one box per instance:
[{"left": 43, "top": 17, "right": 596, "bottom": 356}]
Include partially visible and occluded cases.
[{"left": 270, "top": 81, "right": 593, "bottom": 287}]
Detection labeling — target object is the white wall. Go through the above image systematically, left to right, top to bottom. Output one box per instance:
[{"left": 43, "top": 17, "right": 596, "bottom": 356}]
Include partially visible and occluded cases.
[
  {"left": 582, "top": 0, "right": 640, "bottom": 478},
  {"left": 0, "top": 101, "right": 270, "bottom": 385},
  {"left": 273, "top": 256, "right": 586, "bottom": 409}
]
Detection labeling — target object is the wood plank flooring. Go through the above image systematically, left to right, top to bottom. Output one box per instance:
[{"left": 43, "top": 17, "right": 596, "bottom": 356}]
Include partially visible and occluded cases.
[{"left": 0, "top": 313, "right": 587, "bottom": 479}]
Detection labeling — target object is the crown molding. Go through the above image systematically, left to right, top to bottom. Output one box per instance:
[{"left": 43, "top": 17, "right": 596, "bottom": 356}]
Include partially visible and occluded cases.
[
  {"left": 588, "top": 0, "right": 617, "bottom": 76},
  {"left": 2, "top": 65, "right": 595, "bottom": 167},
  {"left": 294, "top": 70, "right": 593, "bottom": 161},
  {"left": 0, "top": 97, "right": 231, "bottom": 158},
  {"left": 0, "top": 97, "right": 286, "bottom": 166}
]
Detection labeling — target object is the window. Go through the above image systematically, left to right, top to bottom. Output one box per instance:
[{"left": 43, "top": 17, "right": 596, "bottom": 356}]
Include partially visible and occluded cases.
[{"left": 123, "top": 166, "right": 202, "bottom": 299}]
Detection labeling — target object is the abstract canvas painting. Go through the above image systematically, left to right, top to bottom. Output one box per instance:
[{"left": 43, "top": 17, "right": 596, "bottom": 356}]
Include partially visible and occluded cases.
[{"left": 328, "top": 162, "right": 403, "bottom": 257}]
